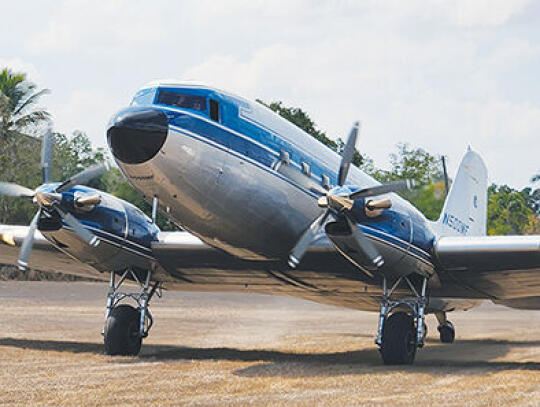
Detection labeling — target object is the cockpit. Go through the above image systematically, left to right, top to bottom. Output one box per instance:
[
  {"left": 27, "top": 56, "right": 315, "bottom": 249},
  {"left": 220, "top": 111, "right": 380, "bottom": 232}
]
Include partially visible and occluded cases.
[{"left": 130, "top": 86, "right": 220, "bottom": 122}]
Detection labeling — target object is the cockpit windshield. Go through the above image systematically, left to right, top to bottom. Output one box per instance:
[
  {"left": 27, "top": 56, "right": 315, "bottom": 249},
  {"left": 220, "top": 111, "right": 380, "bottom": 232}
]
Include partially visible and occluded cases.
[
  {"left": 130, "top": 88, "right": 156, "bottom": 106},
  {"left": 155, "top": 89, "right": 207, "bottom": 111}
]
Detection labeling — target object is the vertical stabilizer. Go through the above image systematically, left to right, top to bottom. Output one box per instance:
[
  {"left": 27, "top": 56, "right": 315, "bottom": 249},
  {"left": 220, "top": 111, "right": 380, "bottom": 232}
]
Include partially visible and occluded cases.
[{"left": 432, "top": 149, "right": 488, "bottom": 237}]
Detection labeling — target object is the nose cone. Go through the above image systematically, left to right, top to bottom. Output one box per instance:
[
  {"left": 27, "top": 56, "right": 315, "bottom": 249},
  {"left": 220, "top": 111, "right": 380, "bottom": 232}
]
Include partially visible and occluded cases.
[{"left": 107, "top": 107, "right": 168, "bottom": 164}]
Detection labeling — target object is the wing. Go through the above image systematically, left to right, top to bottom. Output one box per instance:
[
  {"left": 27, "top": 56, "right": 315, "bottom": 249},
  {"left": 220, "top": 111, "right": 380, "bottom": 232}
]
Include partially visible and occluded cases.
[
  {"left": 0, "top": 225, "right": 107, "bottom": 281},
  {"left": 434, "top": 235, "right": 540, "bottom": 306}
]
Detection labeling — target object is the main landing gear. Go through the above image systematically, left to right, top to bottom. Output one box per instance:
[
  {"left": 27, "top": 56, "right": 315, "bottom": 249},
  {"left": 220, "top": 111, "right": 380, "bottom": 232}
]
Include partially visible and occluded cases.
[
  {"left": 103, "top": 268, "right": 161, "bottom": 356},
  {"left": 375, "top": 276, "right": 428, "bottom": 365}
]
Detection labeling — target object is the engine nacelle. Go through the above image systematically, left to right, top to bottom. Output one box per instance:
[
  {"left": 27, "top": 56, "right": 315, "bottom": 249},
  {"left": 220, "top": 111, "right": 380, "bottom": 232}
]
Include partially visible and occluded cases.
[{"left": 39, "top": 185, "right": 159, "bottom": 273}]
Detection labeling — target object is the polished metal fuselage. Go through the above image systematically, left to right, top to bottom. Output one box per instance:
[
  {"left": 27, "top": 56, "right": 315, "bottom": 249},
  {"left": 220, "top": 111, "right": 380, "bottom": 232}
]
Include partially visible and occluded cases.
[{"left": 114, "top": 124, "right": 481, "bottom": 313}]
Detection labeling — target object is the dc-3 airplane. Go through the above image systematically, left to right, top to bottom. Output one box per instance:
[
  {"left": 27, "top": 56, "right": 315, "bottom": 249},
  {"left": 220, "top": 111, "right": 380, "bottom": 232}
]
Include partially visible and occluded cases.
[{"left": 0, "top": 80, "right": 539, "bottom": 365}]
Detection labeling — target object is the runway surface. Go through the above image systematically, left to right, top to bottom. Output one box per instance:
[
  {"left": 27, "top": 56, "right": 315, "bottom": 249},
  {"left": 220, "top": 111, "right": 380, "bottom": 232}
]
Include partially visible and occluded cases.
[{"left": 0, "top": 281, "right": 539, "bottom": 406}]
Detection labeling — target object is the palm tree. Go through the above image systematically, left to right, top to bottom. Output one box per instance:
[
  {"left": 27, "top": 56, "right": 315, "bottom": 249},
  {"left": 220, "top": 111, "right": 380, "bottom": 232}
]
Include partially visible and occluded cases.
[{"left": 0, "top": 68, "right": 50, "bottom": 140}]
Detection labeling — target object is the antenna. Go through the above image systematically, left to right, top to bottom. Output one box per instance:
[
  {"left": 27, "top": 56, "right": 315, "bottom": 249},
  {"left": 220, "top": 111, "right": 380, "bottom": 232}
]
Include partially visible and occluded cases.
[{"left": 441, "top": 156, "right": 449, "bottom": 197}]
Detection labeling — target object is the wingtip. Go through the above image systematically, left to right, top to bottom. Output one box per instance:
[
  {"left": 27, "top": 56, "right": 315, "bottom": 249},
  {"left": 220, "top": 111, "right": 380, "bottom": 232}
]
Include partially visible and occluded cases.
[{"left": 0, "top": 231, "right": 15, "bottom": 246}]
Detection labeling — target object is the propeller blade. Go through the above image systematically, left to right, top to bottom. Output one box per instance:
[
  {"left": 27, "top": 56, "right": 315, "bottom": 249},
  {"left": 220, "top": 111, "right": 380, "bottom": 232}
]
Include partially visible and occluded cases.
[
  {"left": 337, "top": 121, "right": 360, "bottom": 186},
  {"left": 40, "top": 128, "right": 54, "bottom": 184},
  {"left": 56, "top": 162, "right": 110, "bottom": 192},
  {"left": 349, "top": 179, "right": 415, "bottom": 200},
  {"left": 0, "top": 182, "right": 34, "bottom": 197},
  {"left": 55, "top": 206, "right": 100, "bottom": 247},
  {"left": 18, "top": 208, "right": 41, "bottom": 270},
  {"left": 288, "top": 210, "right": 333, "bottom": 268},
  {"left": 326, "top": 215, "right": 384, "bottom": 269},
  {"left": 345, "top": 216, "right": 384, "bottom": 268}
]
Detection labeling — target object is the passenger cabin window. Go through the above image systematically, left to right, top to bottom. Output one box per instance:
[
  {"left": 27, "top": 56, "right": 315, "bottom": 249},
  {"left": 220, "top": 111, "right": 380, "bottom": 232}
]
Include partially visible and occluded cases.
[
  {"left": 156, "top": 89, "right": 206, "bottom": 111},
  {"left": 209, "top": 99, "right": 220, "bottom": 122},
  {"left": 280, "top": 150, "right": 290, "bottom": 165},
  {"left": 301, "top": 162, "right": 311, "bottom": 177},
  {"left": 322, "top": 174, "right": 330, "bottom": 190}
]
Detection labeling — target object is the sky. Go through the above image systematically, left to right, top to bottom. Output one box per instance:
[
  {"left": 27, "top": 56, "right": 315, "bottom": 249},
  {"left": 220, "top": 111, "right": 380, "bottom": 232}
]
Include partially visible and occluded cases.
[{"left": 1, "top": 0, "right": 539, "bottom": 188}]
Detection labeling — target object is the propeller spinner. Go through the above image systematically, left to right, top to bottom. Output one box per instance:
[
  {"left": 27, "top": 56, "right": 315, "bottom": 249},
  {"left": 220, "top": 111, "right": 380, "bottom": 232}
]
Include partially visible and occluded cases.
[
  {"left": 288, "top": 122, "right": 415, "bottom": 270},
  {"left": 0, "top": 128, "right": 109, "bottom": 270}
]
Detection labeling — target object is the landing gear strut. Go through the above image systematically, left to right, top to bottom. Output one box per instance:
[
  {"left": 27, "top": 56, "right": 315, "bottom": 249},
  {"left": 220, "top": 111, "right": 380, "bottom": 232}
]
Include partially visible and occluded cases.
[
  {"left": 103, "top": 268, "right": 161, "bottom": 356},
  {"left": 375, "top": 275, "right": 428, "bottom": 365},
  {"left": 435, "top": 312, "right": 455, "bottom": 343}
]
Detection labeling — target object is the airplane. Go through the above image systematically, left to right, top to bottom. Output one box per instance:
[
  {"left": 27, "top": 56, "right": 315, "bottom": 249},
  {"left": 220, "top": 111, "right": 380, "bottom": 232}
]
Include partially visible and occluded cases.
[{"left": 0, "top": 80, "right": 538, "bottom": 365}]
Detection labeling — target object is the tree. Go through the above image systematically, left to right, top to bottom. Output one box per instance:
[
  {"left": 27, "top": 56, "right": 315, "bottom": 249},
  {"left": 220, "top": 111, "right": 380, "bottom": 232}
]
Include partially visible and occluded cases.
[
  {"left": 0, "top": 68, "right": 50, "bottom": 140},
  {"left": 0, "top": 130, "right": 106, "bottom": 224},
  {"left": 51, "top": 131, "right": 106, "bottom": 182},
  {"left": 374, "top": 143, "right": 447, "bottom": 220},
  {"left": 377, "top": 143, "right": 444, "bottom": 185},
  {"left": 487, "top": 184, "right": 540, "bottom": 235}
]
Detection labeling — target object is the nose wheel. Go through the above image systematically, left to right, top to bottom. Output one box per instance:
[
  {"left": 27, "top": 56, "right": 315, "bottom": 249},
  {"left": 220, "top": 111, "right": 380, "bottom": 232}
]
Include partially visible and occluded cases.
[
  {"left": 103, "top": 268, "right": 161, "bottom": 356},
  {"left": 375, "top": 275, "right": 428, "bottom": 365},
  {"left": 104, "top": 304, "right": 142, "bottom": 356},
  {"left": 380, "top": 312, "right": 417, "bottom": 364}
]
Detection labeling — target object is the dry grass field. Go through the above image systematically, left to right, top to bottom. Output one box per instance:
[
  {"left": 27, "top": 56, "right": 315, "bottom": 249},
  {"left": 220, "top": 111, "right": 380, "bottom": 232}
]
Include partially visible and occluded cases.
[{"left": 0, "top": 281, "right": 539, "bottom": 406}]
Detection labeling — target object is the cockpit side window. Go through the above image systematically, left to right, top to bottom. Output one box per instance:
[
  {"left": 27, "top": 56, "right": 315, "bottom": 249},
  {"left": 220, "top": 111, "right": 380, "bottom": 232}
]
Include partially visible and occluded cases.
[
  {"left": 131, "top": 88, "right": 156, "bottom": 106},
  {"left": 156, "top": 89, "right": 207, "bottom": 112},
  {"left": 209, "top": 99, "right": 220, "bottom": 122}
]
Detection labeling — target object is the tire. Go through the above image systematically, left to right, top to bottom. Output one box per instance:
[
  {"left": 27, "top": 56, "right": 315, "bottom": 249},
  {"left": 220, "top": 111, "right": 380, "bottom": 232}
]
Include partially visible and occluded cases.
[
  {"left": 104, "top": 304, "right": 142, "bottom": 356},
  {"left": 380, "top": 312, "right": 417, "bottom": 365},
  {"left": 438, "top": 321, "right": 455, "bottom": 344}
]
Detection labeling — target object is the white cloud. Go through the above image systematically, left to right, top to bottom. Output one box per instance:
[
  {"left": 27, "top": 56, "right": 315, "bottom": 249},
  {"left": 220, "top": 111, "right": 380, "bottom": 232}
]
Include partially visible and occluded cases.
[
  {"left": 27, "top": 0, "right": 166, "bottom": 56},
  {"left": 451, "top": 0, "right": 531, "bottom": 27},
  {"left": 48, "top": 88, "right": 123, "bottom": 147}
]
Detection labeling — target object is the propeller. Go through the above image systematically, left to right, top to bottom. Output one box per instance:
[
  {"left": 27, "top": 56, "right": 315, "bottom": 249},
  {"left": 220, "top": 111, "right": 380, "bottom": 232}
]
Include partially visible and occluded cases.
[
  {"left": 288, "top": 122, "right": 415, "bottom": 270},
  {"left": 40, "top": 128, "right": 53, "bottom": 184},
  {"left": 0, "top": 130, "right": 107, "bottom": 270},
  {"left": 56, "top": 162, "right": 110, "bottom": 193},
  {"left": 0, "top": 182, "right": 35, "bottom": 197},
  {"left": 17, "top": 208, "right": 41, "bottom": 269}
]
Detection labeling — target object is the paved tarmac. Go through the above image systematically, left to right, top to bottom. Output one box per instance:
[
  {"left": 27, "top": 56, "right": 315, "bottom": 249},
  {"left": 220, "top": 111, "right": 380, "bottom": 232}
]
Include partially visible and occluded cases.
[{"left": 0, "top": 281, "right": 539, "bottom": 406}]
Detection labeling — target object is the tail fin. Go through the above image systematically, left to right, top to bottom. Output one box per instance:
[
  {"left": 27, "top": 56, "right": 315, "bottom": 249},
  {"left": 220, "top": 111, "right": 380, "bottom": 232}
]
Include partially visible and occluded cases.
[{"left": 431, "top": 148, "right": 488, "bottom": 237}]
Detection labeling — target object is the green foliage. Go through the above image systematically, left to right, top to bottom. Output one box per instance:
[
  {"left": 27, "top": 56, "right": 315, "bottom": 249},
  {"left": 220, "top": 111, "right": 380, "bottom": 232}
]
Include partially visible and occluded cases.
[
  {"left": 0, "top": 68, "right": 50, "bottom": 140},
  {"left": 0, "top": 131, "right": 106, "bottom": 224},
  {"left": 51, "top": 131, "right": 106, "bottom": 182},
  {"left": 0, "top": 136, "right": 41, "bottom": 223},
  {"left": 373, "top": 143, "right": 446, "bottom": 220},
  {"left": 382, "top": 143, "right": 444, "bottom": 185},
  {"left": 487, "top": 184, "right": 540, "bottom": 235}
]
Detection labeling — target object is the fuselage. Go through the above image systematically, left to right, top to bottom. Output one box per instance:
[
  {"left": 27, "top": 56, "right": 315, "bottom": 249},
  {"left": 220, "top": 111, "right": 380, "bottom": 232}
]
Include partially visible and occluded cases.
[{"left": 107, "top": 81, "right": 436, "bottom": 278}]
